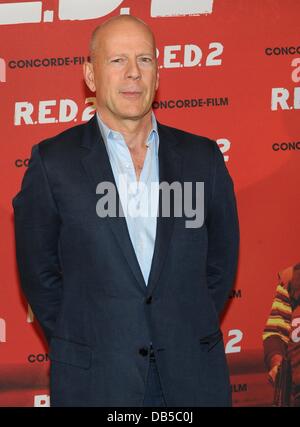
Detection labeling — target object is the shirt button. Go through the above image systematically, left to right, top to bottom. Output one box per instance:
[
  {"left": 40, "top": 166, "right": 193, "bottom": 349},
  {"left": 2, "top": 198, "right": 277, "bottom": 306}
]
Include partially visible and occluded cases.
[{"left": 139, "top": 347, "right": 149, "bottom": 357}]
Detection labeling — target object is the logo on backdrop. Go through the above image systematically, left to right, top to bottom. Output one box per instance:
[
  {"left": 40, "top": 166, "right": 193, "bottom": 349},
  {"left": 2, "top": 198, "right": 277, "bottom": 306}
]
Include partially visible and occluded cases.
[
  {"left": 0, "top": 0, "right": 215, "bottom": 25},
  {"left": 158, "top": 42, "right": 223, "bottom": 69},
  {"left": 265, "top": 46, "right": 300, "bottom": 56},
  {"left": 270, "top": 55, "right": 300, "bottom": 153},
  {"left": 8, "top": 56, "right": 88, "bottom": 70},
  {"left": 271, "top": 57, "right": 300, "bottom": 111},
  {"left": 0, "top": 58, "right": 6, "bottom": 83},
  {"left": 14, "top": 97, "right": 96, "bottom": 126},
  {"left": 153, "top": 97, "right": 228, "bottom": 110},
  {"left": 272, "top": 141, "right": 300, "bottom": 151},
  {"left": 229, "top": 289, "right": 242, "bottom": 299},
  {"left": 0, "top": 318, "right": 6, "bottom": 343},
  {"left": 225, "top": 329, "right": 243, "bottom": 354},
  {"left": 28, "top": 353, "right": 49, "bottom": 363},
  {"left": 34, "top": 395, "right": 50, "bottom": 407}
]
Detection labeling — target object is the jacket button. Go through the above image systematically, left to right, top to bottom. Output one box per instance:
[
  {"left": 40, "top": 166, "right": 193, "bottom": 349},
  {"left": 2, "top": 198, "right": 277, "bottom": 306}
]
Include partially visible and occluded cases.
[
  {"left": 145, "top": 296, "right": 152, "bottom": 304},
  {"left": 139, "top": 347, "right": 149, "bottom": 357}
]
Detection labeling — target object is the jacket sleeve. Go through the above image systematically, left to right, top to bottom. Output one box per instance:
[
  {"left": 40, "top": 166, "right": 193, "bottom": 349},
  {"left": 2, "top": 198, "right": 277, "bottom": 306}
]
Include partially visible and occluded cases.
[
  {"left": 206, "top": 141, "right": 240, "bottom": 316},
  {"left": 12, "top": 143, "right": 63, "bottom": 345}
]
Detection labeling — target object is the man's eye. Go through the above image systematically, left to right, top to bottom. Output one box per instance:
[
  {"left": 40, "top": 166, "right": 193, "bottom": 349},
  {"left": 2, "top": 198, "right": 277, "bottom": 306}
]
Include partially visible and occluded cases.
[
  {"left": 140, "top": 57, "right": 152, "bottom": 63},
  {"left": 111, "top": 58, "right": 123, "bottom": 63}
]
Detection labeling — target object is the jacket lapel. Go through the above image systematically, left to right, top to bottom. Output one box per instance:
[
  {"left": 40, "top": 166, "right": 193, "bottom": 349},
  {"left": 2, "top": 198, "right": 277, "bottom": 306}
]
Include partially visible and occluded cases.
[
  {"left": 80, "top": 115, "right": 182, "bottom": 295},
  {"left": 146, "top": 122, "right": 182, "bottom": 296}
]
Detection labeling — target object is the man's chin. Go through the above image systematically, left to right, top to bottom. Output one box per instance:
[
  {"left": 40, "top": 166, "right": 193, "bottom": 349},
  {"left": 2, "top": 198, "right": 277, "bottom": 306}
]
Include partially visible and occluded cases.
[{"left": 116, "top": 109, "right": 151, "bottom": 122}]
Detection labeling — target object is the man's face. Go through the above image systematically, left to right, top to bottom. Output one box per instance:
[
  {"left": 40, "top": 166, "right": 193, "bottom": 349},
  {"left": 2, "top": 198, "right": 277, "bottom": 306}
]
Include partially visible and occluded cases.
[{"left": 85, "top": 20, "right": 159, "bottom": 123}]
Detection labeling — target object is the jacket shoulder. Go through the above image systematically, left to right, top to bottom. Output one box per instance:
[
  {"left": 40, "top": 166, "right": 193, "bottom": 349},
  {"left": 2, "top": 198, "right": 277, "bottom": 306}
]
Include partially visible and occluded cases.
[{"left": 37, "top": 120, "right": 89, "bottom": 159}]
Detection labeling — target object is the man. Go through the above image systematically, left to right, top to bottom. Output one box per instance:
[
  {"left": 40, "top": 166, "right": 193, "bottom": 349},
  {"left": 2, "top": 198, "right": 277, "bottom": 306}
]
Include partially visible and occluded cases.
[
  {"left": 12, "top": 15, "right": 239, "bottom": 407},
  {"left": 263, "top": 263, "right": 300, "bottom": 406}
]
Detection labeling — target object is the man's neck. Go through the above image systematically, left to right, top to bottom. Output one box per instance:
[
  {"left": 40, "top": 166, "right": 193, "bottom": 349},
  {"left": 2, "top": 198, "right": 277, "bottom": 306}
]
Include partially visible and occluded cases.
[{"left": 97, "top": 109, "right": 153, "bottom": 151}]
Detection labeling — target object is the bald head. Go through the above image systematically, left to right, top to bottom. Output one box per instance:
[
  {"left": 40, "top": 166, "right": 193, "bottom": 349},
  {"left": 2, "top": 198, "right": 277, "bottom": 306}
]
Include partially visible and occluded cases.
[{"left": 89, "top": 15, "right": 156, "bottom": 63}]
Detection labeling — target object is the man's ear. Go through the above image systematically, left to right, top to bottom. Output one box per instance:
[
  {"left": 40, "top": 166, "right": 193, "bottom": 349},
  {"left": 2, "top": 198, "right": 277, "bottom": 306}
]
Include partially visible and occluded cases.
[
  {"left": 154, "top": 48, "right": 159, "bottom": 91},
  {"left": 83, "top": 61, "right": 96, "bottom": 92},
  {"left": 155, "top": 68, "right": 159, "bottom": 91}
]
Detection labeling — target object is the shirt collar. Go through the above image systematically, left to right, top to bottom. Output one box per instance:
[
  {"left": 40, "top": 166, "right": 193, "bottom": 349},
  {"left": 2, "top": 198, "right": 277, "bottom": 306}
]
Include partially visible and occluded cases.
[{"left": 96, "top": 111, "right": 159, "bottom": 152}]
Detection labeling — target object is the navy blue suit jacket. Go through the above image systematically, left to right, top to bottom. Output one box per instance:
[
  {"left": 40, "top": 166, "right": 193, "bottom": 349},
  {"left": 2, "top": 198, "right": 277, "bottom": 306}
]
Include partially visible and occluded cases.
[{"left": 13, "top": 114, "right": 239, "bottom": 406}]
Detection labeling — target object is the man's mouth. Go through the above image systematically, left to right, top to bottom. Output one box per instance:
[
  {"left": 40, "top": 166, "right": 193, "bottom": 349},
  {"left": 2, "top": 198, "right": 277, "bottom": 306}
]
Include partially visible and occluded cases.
[{"left": 119, "top": 90, "right": 142, "bottom": 98}]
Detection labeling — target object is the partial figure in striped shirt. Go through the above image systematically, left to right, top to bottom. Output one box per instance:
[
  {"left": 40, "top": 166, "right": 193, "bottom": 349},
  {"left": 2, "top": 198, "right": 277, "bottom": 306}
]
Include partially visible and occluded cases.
[{"left": 263, "top": 263, "right": 300, "bottom": 406}]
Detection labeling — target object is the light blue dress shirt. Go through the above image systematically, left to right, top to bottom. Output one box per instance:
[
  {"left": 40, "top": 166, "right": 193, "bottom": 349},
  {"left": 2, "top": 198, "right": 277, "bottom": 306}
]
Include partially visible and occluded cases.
[{"left": 96, "top": 112, "right": 160, "bottom": 286}]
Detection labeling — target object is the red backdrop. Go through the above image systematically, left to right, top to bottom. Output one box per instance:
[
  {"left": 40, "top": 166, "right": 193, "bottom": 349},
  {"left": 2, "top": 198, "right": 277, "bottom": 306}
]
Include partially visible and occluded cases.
[{"left": 1, "top": 0, "right": 299, "bottom": 407}]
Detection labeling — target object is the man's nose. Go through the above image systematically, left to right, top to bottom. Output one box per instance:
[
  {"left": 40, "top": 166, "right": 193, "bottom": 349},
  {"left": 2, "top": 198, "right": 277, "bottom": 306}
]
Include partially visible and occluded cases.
[{"left": 125, "top": 59, "right": 141, "bottom": 80}]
